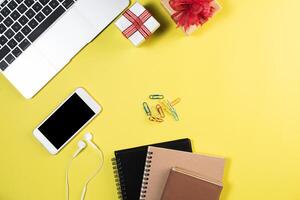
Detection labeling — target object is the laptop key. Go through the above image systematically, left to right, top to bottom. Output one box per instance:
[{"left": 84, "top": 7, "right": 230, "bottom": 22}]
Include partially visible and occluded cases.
[
  {"left": 0, "top": 0, "right": 8, "bottom": 7},
  {"left": 24, "top": 0, "right": 34, "bottom": 7},
  {"left": 40, "top": 0, "right": 50, "bottom": 6},
  {"left": 49, "top": 0, "right": 59, "bottom": 9},
  {"left": 62, "top": 0, "right": 74, "bottom": 9},
  {"left": 8, "top": 1, "right": 18, "bottom": 11},
  {"left": 32, "top": 2, "right": 43, "bottom": 12},
  {"left": 17, "top": 4, "right": 27, "bottom": 14},
  {"left": 42, "top": 5, "right": 52, "bottom": 16},
  {"left": 28, "top": 6, "right": 65, "bottom": 42},
  {"left": 1, "top": 7, "right": 10, "bottom": 17},
  {"left": 25, "top": 9, "right": 35, "bottom": 19},
  {"left": 11, "top": 10, "right": 21, "bottom": 20},
  {"left": 35, "top": 12, "right": 45, "bottom": 22},
  {"left": 19, "top": 15, "right": 29, "bottom": 25},
  {"left": 4, "top": 16, "right": 13, "bottom": 27},
  {"left": 28, "top": 19, "right": 38, "bottom": 29},
  {"left": 12, "top": 22, "right": 21, "bottom": 32},
  {"left": 0, "top": 24, "right": 6, "bottom": 34},
  {"left": 21, "top": 25, "right": 31, "bottom": 36},
  {"left": 4, "top": 29, "right": 15, "bottom": 39},
  {"left": 14, "top": 32, "right": 24, "bottom": 42},
  {"left": 0, "top": 35, "right": 8, "bottom": 45},
  {"left": 8, "top": 38, "right": 18, "bottom": 49},
  {"left": 19, "top": 39, "right": 30, "bottom": 51},
  {"left": 0, "top": 45, "right": 10, "bottom": 60},
  {"left": 12, "top": 47, "right": 22, "bottom": 57},
  {"left": 5, "top": 54, "right": 15, "bottom": 64},
  {"left": 0, "top": 60, "right": 8, "bottom": 71}
]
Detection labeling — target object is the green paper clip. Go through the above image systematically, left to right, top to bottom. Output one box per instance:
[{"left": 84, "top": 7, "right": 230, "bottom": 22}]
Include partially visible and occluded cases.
[
  {"left": 149, "top": 94, "right": 164, "bottom": 99},
  {"left": 164, "top": 100, "right": 179, "bottom": 121},
  {"left": 143, "top": 102, "right": 151, "bottom": 116}
]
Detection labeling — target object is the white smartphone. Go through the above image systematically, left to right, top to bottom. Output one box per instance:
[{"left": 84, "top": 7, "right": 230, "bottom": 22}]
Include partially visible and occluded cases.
[{"left": 33, "top": 88, "right": 101, "bottom": 155}]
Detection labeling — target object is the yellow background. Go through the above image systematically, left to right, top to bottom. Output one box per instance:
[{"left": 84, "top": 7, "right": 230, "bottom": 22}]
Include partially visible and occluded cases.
[{"left": 1, "top": 0, "right": 300, "bottom": 199}]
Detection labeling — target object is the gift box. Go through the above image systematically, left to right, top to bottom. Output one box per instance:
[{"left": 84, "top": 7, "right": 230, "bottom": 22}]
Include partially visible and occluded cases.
[
  {"left": 161, "top": 0, "right": 221, "bottom": 35},
  {"left": 115, "top": 3, "right": 160, "bottom": 46}
]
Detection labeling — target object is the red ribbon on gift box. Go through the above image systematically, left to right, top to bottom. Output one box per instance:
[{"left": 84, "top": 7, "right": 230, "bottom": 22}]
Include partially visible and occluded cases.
[
  {"left": 169, "top": 0, "right": 216, "bottom": 31},
  {"left": 122, "top": 9, "right": 152, "bottom": 39}
]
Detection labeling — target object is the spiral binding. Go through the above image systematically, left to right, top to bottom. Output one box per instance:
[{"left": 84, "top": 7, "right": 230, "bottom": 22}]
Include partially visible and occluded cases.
[
  {"left": 139, "top": 151, "right": 153, "bottom": 200},
  {"left": 112, "top": 157, "right": 127, "bottom": 200}
]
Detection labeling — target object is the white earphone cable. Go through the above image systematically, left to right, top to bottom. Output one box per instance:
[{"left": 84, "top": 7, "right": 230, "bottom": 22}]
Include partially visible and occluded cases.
[
  {"left": 66, "top": 140, "right": 104, "bottom": 200},
  {"left": 80, "top": 143, "right": 104, "bottom": 200},
  {"left": 66, "top": 156, "right": 75, "bottom": 200}
]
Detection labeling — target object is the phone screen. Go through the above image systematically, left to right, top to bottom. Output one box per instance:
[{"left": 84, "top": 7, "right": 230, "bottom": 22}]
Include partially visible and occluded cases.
[{"left": 38, "top": 93, "right": 96, "bottom": 149}]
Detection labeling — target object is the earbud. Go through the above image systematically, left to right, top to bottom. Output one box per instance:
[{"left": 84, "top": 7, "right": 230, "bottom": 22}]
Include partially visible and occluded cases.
[
  {"left": 84, "top": 132, "right": 93, "bottom": 141},
  {"left": 84, "top": 133, "right": 97, "bottom": 149},
  {"left": 73, "top": 140, "right": 87, "bottom": 158},
  {"left": 78, "top": 140, "right": 87, "bottom": 149}
]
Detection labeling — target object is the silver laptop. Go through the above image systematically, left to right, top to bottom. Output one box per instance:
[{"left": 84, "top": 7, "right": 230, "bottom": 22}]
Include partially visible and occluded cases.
[{"left": 0, "top": 0, "right": 129, "bottom": 99}]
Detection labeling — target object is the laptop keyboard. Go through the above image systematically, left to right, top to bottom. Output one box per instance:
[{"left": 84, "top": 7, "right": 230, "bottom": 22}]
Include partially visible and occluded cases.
[{"left": 0, "top": 0, "right": 76, "bottom": 71}]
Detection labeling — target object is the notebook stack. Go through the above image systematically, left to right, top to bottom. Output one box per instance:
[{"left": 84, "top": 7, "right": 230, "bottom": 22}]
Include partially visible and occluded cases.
[
  {"left": 112, "top": 139, "right": 225, "bottom": 200},
  {"left": 112, "top": 139, "right": 192, "bottom": 200}
]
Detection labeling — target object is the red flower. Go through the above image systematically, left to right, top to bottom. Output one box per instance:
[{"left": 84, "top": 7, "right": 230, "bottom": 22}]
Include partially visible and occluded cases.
[{"left": 169, "top": 0, "right": 216, "bottom": 31}]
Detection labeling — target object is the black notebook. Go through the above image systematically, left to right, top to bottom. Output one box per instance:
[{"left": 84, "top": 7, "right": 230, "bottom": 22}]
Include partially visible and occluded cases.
[{"left": 112, "top": 138, "right": 192, "bottom": 200}]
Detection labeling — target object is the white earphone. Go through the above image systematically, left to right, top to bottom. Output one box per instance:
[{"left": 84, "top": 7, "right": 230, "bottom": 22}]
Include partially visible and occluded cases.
[
  {"left": 66, "top": 133, "right": 104, "bottom": 200},
  {"left": 84, "top": 133, "right": 98, "bottom": 149},
  {"left": 72, "top": 140, "right": 87, "bottom": 158}
]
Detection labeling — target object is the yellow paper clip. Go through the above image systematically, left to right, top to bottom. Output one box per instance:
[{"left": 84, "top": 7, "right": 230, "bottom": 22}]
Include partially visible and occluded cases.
[
  {"left": 149, "top": 94, "right": 164, "bottom": 99},
  {"left": 171, "top": 98, "right": 181, "bottom": 106},
  {"left": 160, "top": 100, "right": 172, "bottom": 114},
  {"left": 164, "top": 100, "right": 179, "bottom": 121},
  {"left": 143, "top": 102, "right": 151, "bottom": 116},
  {"left": 156, "top": 104, "right": 165, "bottom": 118},
  {"left": 149, "top": 116, "right": 164, "bottom": 122}
]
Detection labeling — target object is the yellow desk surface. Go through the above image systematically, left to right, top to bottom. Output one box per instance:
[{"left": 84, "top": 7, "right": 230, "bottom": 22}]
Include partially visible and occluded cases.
[{"left": 1, "top": 0, "right": 300, "bottom": 199}]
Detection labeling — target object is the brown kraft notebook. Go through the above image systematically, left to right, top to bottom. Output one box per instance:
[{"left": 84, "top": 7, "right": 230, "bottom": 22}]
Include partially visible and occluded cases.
[
  {"left": 139, "top": 146, "right": 225, "bottom": 200},
  {"left": 161, "top": 167, "right": 223, "bottom": 200}
]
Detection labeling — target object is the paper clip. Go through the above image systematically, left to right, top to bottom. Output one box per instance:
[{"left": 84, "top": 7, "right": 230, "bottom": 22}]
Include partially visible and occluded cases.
[
  {"left": 149, "top": 94, "right": 164, "bottom": 100},
  {"left": 171, "top": 98, "right": 181, "bottom": 106},
  {"left": 160, "top": 100, "right": 172, "bottom": 114},
  {"left": 164, "top": 100, "right": 179, "bottom": 121},
  {"left": 143, "top": 102, "right": 151, "bottom": 116},
  {"left": 156, "top": 104, "right": 165, "bottom": 118},
  {"left": 149, "top": 116, "right": 164, "bottom": 122}
]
